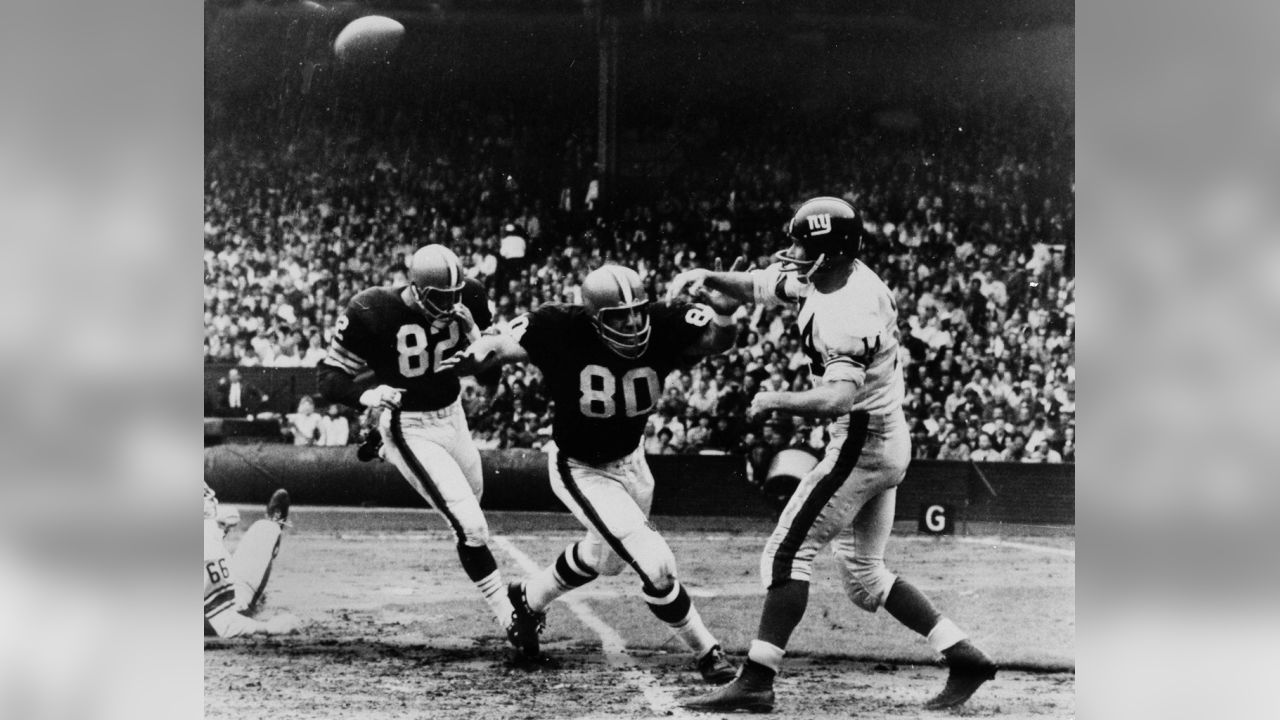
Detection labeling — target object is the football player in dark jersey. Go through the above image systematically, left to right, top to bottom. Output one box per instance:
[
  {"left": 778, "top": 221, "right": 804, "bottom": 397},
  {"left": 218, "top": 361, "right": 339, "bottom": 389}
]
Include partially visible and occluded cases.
[
  {"left": 318, "top": 244, "right": 529, "bottom": 654},
  {"left": 445, "top": 263, "right": 740, "bottom": 683}
]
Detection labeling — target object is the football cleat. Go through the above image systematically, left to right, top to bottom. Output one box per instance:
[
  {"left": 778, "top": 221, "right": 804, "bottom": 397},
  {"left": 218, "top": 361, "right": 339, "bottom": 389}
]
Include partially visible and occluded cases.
[
  {"left": 407, "top": 244, "right": 466, "bottom": 320},
  {"left": 580, "top": 265, "right": 651, "bottom": 359},
  {"left": 266, "top": 488, "right": 291, "bottom": 527},
  {"left": 506, "top": 581, "right": 546, "bottom": 658},
  {"left": 923, "top": 639, "right": 997, "bottom": 710},
  {"left": 696, "top": 645, "right": 738, "bottom": 685},
  {"left": 682, "top": 677, "right": 775, "bottom": 713}
]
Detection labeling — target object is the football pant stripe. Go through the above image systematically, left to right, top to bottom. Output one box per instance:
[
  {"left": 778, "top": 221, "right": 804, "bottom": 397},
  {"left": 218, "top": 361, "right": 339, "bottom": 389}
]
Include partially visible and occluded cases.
[
  {"left": 387, "top": 410, "right": 466, "bottom": 542},
  {"left": 769, "top": 411, "right": 870, "bottom": 588},
  {"left": 555, "top": 453, "right": 658, "bottom": 593},
  {"left": 204, "top": 588, "right": 237, "bottom": 617}
]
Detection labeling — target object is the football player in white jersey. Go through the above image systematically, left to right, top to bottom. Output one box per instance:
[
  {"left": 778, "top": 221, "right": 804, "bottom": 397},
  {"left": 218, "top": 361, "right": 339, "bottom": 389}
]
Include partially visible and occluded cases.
[
  {"left": 669, "top": 197, "right": 996, "bottom": 712},
  {"left": 204, "top": 484, "right": 298, "bottom": 637}
]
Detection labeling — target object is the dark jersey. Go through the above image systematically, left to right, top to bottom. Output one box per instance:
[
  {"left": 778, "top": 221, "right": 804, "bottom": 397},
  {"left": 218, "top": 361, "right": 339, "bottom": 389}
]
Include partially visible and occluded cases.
[
  {"left": 322, "top": 279, "right": 491, "bottom": 412},
  {"left": 510, "top": 300, "right": 713, "bottom": 465}
]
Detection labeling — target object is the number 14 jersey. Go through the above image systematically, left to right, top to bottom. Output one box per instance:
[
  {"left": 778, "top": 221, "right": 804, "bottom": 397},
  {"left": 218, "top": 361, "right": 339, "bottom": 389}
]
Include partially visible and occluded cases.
[{"left": 508, "top": 300, "right": 710, "bottom": 465}]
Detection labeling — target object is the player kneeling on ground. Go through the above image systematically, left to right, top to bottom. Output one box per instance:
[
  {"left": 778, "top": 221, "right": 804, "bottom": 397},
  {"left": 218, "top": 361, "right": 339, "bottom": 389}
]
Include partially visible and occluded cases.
[
  {"left": 670, "top": 197, "right": 997, "bottom": 712},
  {"left": 445, "top": 263, "right": 741, "bottom": 683},
  {"left": 204, "top": 484, "right": 298, "bottom": 637}
]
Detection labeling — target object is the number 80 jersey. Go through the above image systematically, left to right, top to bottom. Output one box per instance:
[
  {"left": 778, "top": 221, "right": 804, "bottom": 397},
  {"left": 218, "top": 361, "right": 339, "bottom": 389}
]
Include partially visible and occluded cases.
[
  {"left": 324, "top": 281, "right": 492, "bottom": 412},
  {"left": 507, "top": 300, "right": 711, "bottom": 465}
]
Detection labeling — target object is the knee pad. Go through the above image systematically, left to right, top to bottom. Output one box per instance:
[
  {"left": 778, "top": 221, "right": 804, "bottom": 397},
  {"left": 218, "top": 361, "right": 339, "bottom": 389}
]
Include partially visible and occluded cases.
[
  {"left": 452, "top": 501, "right": 491, "bottom": 546},
  {"left": 458, "top": 518, "right": 490, "bottom": 547},
  {"left": 628, "top": 528, "right": 678, "bottom": 592},
  {"left": 577, "top": 537, "right": 626, "bottom": 576},
  {"left": 840, "top": 557, "right": 896, "bottom": 613}
]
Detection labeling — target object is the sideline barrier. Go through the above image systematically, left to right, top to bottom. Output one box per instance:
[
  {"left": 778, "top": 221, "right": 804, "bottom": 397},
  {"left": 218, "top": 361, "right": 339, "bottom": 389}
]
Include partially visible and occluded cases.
[{"left": 205, "top": 446, "right": 1073, "bottom": 524}]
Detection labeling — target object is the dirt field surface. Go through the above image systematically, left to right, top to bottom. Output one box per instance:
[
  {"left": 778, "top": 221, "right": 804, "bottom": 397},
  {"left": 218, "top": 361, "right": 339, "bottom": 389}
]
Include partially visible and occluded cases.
[{"left": 206, "top": 509, "right": 1074, "bottom": 719}]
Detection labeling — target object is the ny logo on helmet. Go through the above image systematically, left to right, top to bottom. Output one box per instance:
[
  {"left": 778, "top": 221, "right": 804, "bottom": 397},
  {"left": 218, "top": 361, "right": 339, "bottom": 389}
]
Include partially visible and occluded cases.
[{"left": 806, "top": 213, "right": 832, "bottom": 235}]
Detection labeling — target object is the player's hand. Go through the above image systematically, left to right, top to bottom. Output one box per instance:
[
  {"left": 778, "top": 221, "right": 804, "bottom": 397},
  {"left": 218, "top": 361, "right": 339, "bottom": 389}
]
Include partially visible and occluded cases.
[
  {"left": 699, "top": 256, "right": 749, "bottom": 315},
  {"left": 666, "top": 268, "right": 711, "bottom": 301},
  {"left": 449, "top": 302, "right": 476, "bottom": 332},
  {"left": 438, "top": 346, "right": 490, "bottom": 376},
  {"left": 359, "top": 385, "right": 405, "bottom": 410},
  {"left": 747, "top": 392, "right": 780, "bottom": 420},
  {"left": 261, "top": 613, "right": 300, "bottom": 635}
]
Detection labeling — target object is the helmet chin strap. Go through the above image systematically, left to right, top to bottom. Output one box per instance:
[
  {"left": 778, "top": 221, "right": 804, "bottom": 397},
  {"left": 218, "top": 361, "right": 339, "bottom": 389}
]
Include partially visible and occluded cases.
[{"left": 797, "top": 253, "right": 827, "bottom": 284}]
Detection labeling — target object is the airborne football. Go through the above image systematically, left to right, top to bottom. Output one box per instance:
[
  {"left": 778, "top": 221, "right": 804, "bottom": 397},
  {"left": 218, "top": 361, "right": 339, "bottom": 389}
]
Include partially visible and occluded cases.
[{"left": 333, "top": 15, "right": 405, "bottom": 65}]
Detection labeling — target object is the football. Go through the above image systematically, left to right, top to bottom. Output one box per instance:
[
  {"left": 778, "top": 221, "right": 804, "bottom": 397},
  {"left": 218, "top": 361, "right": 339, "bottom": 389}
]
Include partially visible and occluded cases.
[{"left": 333, "top": 15, "right": 405, "bottom": 65}]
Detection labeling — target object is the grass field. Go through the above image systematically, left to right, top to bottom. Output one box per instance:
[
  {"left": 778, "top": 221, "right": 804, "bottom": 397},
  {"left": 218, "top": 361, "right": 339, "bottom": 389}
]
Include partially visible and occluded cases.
[{"left": 205, "top": 507, "right": 1075, "bottom": 719}]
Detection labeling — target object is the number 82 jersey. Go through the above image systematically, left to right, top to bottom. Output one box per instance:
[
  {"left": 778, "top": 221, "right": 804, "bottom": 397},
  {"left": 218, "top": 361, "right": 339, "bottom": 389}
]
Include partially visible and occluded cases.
[
  {"left": 323, "top": 281, "right": 492, "bottom": 411},
  {"left": 507, "top": 300, "right": 713, "bottom": 465}
]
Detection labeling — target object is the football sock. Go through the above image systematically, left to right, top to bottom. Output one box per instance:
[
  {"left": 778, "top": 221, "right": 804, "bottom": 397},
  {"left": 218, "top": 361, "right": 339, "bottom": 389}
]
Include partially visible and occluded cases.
[
  {"left": 456, "top": 542, "right": 514, "bottom": 625},
  {"left": 526, "top": 542, "right": 598, "bottom": 612},
  {"left": 883, "top": 578, "right": 943, "bottom": 638},
  {"left": 756, "top": 579, "right": 810, "bottom": 649},
  {"left": 643, "top": 581, "right": 716, "bottom": 656},
  {"left": 928, "top": 618, "right": 968, "bottom": 654},
  {"left": 740, "top": 640, "right": 785, "bottom": 686}
]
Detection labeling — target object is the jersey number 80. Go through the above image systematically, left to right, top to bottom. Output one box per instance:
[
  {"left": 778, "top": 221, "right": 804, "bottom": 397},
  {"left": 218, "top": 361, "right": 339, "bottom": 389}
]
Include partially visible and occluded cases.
[{"left": 579, "top": 365, "right": 660, "bottom": 418}]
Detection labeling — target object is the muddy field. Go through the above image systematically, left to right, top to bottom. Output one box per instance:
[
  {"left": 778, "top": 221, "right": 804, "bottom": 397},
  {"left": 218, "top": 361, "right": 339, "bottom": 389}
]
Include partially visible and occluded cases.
[{"left": 206, "top": 509, "right": 1074, "bottom": 719}]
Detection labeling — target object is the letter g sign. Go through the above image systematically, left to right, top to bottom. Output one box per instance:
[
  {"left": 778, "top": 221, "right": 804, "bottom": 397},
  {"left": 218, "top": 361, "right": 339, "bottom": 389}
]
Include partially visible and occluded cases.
[{"left": 918, "top": 504, "right": 955, "bottom": 535}]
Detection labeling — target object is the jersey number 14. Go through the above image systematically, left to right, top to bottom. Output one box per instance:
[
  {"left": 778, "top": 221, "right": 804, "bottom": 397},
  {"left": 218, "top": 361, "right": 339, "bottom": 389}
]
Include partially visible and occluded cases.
[{"left": 579, "top": 365, "right": 660, "bottom": 418}]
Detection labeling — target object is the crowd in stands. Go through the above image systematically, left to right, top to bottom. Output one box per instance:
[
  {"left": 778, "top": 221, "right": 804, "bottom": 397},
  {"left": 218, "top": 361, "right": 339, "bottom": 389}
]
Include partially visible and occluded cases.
[{"left": 204, "top": 92, "right": 1074, "bottom": 467}]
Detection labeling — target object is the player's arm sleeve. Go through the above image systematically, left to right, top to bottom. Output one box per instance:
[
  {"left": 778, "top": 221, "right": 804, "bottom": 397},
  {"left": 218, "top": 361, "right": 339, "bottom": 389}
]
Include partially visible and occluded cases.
[
  {"left": 750, "top": 263, "right": 805, "bottom": 308},
  {"left": 463, "top": 279, "right": 493, "bottom": 333},
  {"left": 464, "top": 285, "right": 501, "bottom": 388},
  {"left": 666, "top": 300, "right": 736, "bottom": 358},
  {"left": 506, "top": 308, "right": 558, "bottom": 368},
  {"left": 318, "top": 311, "right": 372, "bottom": 408}
]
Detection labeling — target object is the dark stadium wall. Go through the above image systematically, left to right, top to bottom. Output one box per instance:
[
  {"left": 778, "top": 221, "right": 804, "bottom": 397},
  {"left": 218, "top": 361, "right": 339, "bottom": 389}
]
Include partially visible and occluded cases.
[{"left": 204, "top": 445, "right": 1074, "bottom": 525}]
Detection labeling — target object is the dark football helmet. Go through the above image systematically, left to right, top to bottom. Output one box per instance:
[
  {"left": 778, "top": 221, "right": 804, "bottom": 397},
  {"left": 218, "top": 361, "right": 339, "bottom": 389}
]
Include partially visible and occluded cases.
[
  {"left": 775, "top": 196, "right": 865, "bottom": 282},
  {"left": 407, "top": 244, "right": 466, "bottom": 319},
  {"left": 581, "top": 265, "right": 650, "bottom": 359}
]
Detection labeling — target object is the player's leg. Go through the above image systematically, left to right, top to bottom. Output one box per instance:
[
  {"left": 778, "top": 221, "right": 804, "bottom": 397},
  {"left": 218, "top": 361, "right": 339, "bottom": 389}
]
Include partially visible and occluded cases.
[
  {"left": 443, "top": 400, "right": 485, "bottom": 502},
  {"left": 839, "top": 410, "right": 995, "bottom": 709},
  {"left": 381, "top": 411, "right": 516, "bottom": 634},
  {"left": 685, "top": 412, "right": 882, "bottom": 711},
  {"left": 520, "top": 445, "right": 615, "bottom": 615},
  {"left": 628, "top": 453, "right": 735, "bottom": 683},
  {"left": 229, "top": 489, "right": 289, "bottom": 615}
]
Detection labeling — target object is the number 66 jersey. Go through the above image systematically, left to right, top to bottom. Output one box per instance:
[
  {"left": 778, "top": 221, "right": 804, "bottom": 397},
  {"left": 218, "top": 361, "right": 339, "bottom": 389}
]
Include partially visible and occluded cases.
[{"left": 506, "top": 300, "right": 712, "bottom": 465}]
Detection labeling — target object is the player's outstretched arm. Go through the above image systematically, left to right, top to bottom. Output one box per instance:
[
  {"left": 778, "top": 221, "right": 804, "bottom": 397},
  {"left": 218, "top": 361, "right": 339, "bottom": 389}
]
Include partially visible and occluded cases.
[
  {"left": 667, "top": 256, "right": 755, "bottom": 306},
  {"left": 440, "top": 334, "right": 528, "bottom": 376},
  {"left": 749, "top": 380, "right": 861, "bottom": 419}
]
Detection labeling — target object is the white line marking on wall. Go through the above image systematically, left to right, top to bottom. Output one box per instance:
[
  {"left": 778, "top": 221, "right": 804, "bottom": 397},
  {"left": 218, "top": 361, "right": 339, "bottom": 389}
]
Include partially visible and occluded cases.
[{"left": 492, "top": 535, "right": 696, "bottom": 719}]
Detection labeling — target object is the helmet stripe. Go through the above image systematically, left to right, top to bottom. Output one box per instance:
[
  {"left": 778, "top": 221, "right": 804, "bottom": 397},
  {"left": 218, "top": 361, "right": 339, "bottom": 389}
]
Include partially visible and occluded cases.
[
  {"left": 446, "top": 248, "right": 458, "bottom": 287},
  {"left": 606, "top": 265, "right": 633, "bottom": 303}
]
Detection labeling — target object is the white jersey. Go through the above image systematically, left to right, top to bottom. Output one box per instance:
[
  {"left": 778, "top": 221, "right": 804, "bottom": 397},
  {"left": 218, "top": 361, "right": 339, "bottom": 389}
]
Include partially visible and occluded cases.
[{"left": 752, "top": 261, "right": 904, "bottom": 415}]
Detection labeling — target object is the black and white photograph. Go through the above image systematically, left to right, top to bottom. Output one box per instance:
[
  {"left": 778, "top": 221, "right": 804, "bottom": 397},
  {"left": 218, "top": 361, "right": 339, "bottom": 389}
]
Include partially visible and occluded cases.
[{"left": 202, "top": 1, "right": 1075, "bottom": 717}]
